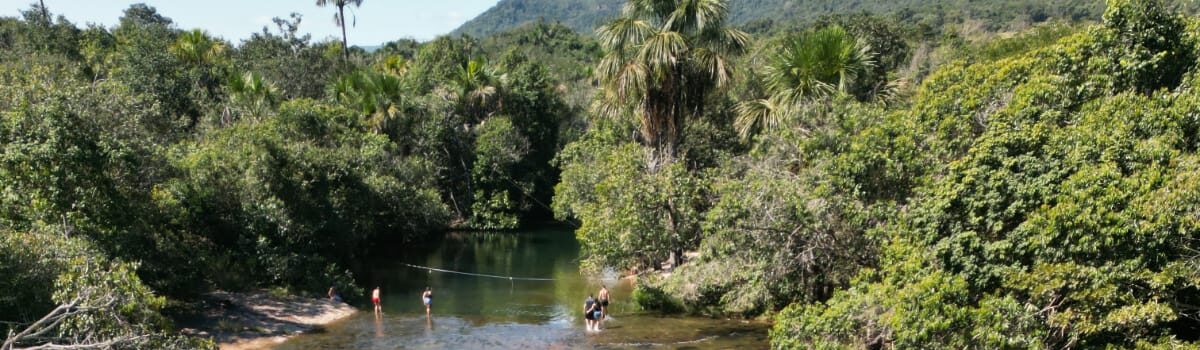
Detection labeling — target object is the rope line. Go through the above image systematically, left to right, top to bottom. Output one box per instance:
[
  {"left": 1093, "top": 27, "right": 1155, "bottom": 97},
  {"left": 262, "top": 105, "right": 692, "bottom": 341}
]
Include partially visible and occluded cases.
[{"left": 402, "top": 263, "right": 556, "bottom": 281}]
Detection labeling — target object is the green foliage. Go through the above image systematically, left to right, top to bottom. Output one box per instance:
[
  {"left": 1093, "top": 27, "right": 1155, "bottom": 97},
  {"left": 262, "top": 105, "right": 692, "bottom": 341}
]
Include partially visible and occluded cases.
[
  {"left": 0, "top": 0, "right": 575, "bottom": 345},
  {"left": 13, "top": 0, "right": 1200, "bottom": 347},
  {"left": 453, "top": 0, "right": 1199, "bottom": 39},
  {"left": 454, "top": 0, "right": 624, "bottom": 37},
  {"left": 592, "top": 0, "right": 750, "bottom": 168},
  {"left": 773, "top": 0, "right": 1200, "bottom": 347},
  {"left": 1101, "top": 0, "right": 1193, "bottom": 93},
  {"left": 107, "top": 4, "right": 201, "bottom": 130},
  {"left": 0, "top": 5, "right": 82, "bottom": 62},
  {"left": 234, "top": 13, "right": 346, "bottom": 99},
  {"left": 481, "top": 21, "right": 601, "bottom": 83},
  {"left": 958, "top": 22, "right": 1081, "bottom": 61},
  {"left": 735, "top": 26, "right": 875, "bottom": 139},
  {"left": 369, "top": 39, "right": 572, "bottom": 229},
  {"left": 0, "top": 56, "right": 207, "bottom": 298},
  {"left": 330, "top": 68, "right": 415, "bottom": 136},
  {"left": 225, "top": 71, "right": 280, "bottom": 121},
  {"left": 166, "top": 99, "right": 449, "bottom": 291},
  {"left": 470, "top": 116, "right": 532, "bottom": 229},
  {"left": 554, "top": 133, "right": 705, "bottom": 270},
  {"left": 0, "top": 230, "right": 94, "bottom": 325},
  {"left": 0, "top": 231, "right": 214, "bottom": 349},
  {"left": 631, "top": 283, "right": 684, "bottom": 314}
]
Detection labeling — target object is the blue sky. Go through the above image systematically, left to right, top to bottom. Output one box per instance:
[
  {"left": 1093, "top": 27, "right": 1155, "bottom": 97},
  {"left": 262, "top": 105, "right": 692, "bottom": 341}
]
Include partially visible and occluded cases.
[{"left": 0, "top": 0, "right": 502, "bottom": 45}]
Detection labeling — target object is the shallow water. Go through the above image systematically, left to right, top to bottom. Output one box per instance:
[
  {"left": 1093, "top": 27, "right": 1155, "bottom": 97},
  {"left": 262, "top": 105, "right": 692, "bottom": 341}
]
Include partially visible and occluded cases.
[{"left": 274, "top": 228, "right": 768, "bottom": 349}]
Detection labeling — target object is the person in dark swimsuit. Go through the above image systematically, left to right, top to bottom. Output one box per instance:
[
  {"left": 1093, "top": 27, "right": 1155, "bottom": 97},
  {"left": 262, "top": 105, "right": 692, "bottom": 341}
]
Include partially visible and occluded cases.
[
  {"left": 598, "top": 284, "right": 610, "bottom": 324},
  {"left": 584, "top": 294, "right": 598, "bottom": 331}
]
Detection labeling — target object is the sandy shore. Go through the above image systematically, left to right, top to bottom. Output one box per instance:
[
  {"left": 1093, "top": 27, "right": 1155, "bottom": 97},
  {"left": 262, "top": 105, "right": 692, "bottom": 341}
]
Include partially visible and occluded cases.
[{"left": 178, "top": 291, "right": 356, "bottom": 350}]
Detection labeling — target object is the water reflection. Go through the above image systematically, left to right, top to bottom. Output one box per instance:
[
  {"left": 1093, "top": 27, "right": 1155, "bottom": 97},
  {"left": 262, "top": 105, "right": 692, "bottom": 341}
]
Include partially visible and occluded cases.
[
  {"left": 275, "top": 229, "right": 768, "bottom": 349},
  {"left": 373, "top": 313, "right": 383, "bottom": 339}
]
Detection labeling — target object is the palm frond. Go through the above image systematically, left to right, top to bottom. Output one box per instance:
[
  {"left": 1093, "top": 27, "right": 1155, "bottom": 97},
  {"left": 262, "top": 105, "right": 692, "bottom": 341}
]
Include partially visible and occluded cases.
[
  {"left": 668, "top": 0, "right": 727, "bottom": 32},
  {"left": 596, "top": 17, "right": 653, "bottom": 51},
  {"left": 709, "top": 27, "right": 751, "bottom": 56},
  {"left": 638, "top": 31, "right": 687, "bottom": 71},
  {"left": 690, "top": 48, "right": 733, "bottom": 88},
  {"left": 596, "top": 51, "right": 628, "bottom": 82},
  {"left": 613, "top": 61, "right": 649, "bottom": 100},
  {"left": 590, "top": 87, "right": 634, "bottom": 121},
  {"left": 734, "top": 98, "right": 777, "bottom": 140}
]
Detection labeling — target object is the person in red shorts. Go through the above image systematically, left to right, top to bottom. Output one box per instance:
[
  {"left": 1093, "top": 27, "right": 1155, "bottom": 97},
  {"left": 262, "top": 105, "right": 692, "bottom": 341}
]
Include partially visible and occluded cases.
[{"left": 371, "top": 286, "right": 382, "bottom": 315}]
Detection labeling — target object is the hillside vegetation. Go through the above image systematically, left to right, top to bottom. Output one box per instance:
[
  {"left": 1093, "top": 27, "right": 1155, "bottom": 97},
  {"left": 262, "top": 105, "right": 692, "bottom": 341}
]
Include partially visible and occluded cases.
[
  {"left": 4, "top": 0, "right": 1200, "bottom": 348},
  {"left": 454, "top": 0, "right": 1199, "bottom": 37},
  {"left": 549, "top": 0, "right": 1200, "bottom": 348},
  {"left": 0, "top": 4, "right": 585, "bottom": 348}
]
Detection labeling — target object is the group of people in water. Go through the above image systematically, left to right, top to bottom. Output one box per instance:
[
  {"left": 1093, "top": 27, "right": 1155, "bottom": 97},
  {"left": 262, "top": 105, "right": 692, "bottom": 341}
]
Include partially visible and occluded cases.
[
  {"left": 328, "top": 283, "right": 615, "bottom": 332},
  {"left": 327, "top": 285, "right": 434, "bottom": 317},
  {"left": 583, "top": 285, "right": 610, "bottom": 332}
]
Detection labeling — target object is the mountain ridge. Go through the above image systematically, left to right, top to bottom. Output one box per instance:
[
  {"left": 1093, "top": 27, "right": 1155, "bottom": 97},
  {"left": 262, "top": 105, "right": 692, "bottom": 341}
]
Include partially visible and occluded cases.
[{"left": 452, "top": 0, "right": 1116, "bottom": 37}]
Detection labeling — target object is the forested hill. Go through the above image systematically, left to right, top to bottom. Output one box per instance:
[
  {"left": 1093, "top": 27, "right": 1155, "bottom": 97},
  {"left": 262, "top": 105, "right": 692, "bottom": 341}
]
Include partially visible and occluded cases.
[{"left": 454, "top": 0, "right": 1116, "bottom": 37}]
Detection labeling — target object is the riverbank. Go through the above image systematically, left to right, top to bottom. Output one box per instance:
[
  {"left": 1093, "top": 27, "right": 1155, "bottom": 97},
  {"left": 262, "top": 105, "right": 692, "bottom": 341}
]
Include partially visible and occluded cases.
[{"left": 177, "top": 291, "right": 356, "bottom": 350}]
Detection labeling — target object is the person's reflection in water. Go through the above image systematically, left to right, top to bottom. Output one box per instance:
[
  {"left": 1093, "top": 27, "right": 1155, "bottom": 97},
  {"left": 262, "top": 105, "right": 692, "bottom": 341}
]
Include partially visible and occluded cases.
[
  {"left": 374, "top": 311, "right": 384, "bottom": 338},
  {"left": 424, "top": 314, "right": 435, "bottom": 339}
]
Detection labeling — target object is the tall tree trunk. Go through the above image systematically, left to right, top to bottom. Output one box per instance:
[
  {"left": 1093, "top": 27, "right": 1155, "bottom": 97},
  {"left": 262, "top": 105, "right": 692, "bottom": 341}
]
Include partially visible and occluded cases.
[
  {"left": 38, "top": 0, "right": 50, "bottom": 24},
  {"left": 339, "top": 5, "right": 349, "bottom": 60},
  {"left": 644, "top": 83, "right": 681, "bottom": 173}
]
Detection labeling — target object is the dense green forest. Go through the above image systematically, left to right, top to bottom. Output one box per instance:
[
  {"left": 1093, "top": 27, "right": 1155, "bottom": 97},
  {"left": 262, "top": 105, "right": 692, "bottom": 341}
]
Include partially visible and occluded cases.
[
  {"left": 3, "top": 0, "right": 1200, "bottom": 348},
  {"left": 0, "top": 2, "right": 585, "bottom": 348}
]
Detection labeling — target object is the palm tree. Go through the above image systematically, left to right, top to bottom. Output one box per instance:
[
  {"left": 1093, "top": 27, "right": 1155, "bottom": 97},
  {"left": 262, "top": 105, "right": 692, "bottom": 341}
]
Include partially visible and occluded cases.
[
  {"left": 37, "top": 0, "right": 49, "bottom": 23},
  {"left": 315, "top": 0, "right": 363, "bottom": 59},
  {"left": 593, "top": 0, "right": 750, "bottom": 171},
  {"left": 734, "top": 26, "right": 874, "bottom": 140},
  {"left": 170, "top": 29, "right": 225, "bottom": 66},
  {"left": 172, "top": 29, "right": 229, "bottom": 126},
  {"left": 377, "top": 54, "right": 409, "bottom": 77},
  {"left": 451, "top": 57, "right": 504, "bottom": 123},
  {"left": 332, "top": 70, "right": 415, "bottom": 135},
  {"left": 226, "top": 72, "right": 279, "bottom": 122}
]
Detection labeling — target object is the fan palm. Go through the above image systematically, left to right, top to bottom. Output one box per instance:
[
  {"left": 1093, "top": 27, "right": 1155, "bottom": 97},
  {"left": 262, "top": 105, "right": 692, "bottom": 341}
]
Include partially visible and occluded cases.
[
  {"left": 315, "top": 0, "right": 363, "bottom": 59},
  {"left": 594, "top": 0, "right": 750, "bottom": 170},
  {"left": 735, "top": 26, "right": 874, "bottom": 139},
  {"left": 170, "top": 29, "right": 225, "bottom": 66},
  {"left": 171, "top": 29, "right": 228, "bottom": 111},
  {"left": 377, "top": 54, "right": 409, "bottom": 77},
  {"left": 451, "top": 57, "right": 504, "bottom": 123},
  {"left": 332, "top": 70, "right": 415, "bottom": 134},
  {"left": 227, "top": 72, "right": 279, "bottom": 121}
]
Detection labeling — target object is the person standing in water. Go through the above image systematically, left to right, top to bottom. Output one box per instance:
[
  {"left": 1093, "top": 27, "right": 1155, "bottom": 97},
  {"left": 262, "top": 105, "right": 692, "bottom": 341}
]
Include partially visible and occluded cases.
[
  {"left": 597, "top": 284, "right": 610, "bottom": 324},
  {"left": 328, "top": 286, "right": 342, "bottom": 303},
  {"left": 422, "top": 286, "right": 433, "bottom": 317},
  {"left": 372, "top": 287, "right": 382, "bottom": 315},
  {"left": 583, "top": 294, "right": 599, "bottom": 332}
]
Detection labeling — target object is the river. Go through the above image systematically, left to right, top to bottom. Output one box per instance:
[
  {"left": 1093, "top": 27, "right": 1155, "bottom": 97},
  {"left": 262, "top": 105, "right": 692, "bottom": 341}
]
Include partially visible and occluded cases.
[{"left": 273, "top": 228, "right": 768, "bottom": 349}]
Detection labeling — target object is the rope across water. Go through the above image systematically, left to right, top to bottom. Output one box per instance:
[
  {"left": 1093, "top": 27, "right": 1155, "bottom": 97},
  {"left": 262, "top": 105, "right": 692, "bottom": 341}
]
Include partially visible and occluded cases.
[{"left": 401, "top": 263, "right": 557, "bottom": 281}]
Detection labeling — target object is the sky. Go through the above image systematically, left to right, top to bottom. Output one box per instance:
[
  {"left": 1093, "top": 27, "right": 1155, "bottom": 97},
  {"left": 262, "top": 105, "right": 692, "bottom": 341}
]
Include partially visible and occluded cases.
[{"left": 0, "top": 0, "right": 502, "bottom": 46}]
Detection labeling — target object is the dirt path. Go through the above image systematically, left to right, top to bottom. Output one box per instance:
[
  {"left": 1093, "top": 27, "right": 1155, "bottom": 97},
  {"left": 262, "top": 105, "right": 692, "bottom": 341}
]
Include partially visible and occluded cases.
[{"left": 178, "top": 291, "right": 356, "bottom": 350}]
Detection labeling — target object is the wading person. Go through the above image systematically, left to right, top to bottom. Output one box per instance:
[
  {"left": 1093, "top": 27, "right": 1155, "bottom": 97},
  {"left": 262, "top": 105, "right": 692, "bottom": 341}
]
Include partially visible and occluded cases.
[
  {"left": 597, "top": 284, "right": 610, "bottom": 323},
  {"left": 328, "top": 286, "right": 342, "bottom": 303},
  {"left": 372, "top": 286, "right": 382, "bottom": 314},
  {"left": 422, "top": 286, "right": 433, "bottom": 317},
  {"left": 583, "top": 294, "right": 598, "bottom": 332}
]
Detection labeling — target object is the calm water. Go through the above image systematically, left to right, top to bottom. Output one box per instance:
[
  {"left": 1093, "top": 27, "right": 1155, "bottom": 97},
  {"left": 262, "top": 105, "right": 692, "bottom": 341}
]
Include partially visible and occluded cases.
[{"left": 274, "top": 228, "right": 768, "bottom": 349}]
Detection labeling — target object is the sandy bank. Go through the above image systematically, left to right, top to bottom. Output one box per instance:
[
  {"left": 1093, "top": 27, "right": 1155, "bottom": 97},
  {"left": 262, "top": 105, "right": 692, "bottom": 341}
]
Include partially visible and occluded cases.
[{"left": 178, "top": 291, "right": 356, "bottom": 350}]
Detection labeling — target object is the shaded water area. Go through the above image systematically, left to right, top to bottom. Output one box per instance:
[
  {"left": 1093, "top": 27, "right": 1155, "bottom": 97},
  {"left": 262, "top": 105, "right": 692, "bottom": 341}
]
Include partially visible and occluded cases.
[{"left": 274, "top": 228, "right": 768, "bottom": 349}]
